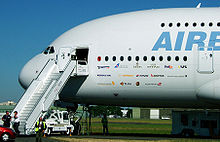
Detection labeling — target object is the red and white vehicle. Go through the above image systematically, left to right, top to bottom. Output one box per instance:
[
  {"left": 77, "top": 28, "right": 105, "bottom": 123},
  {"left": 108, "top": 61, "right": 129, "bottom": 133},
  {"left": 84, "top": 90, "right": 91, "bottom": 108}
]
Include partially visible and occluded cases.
[{"left": 0, "top": 125, "right": 16, "bottom": 142}]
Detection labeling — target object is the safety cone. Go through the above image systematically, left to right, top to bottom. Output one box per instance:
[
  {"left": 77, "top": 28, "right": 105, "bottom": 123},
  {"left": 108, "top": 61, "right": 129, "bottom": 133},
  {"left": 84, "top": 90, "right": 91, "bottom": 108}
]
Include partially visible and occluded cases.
[
  {"left": 69, "top": 129, "right": 72, "bottom": 136},
  {"left": 43, "top": 133, "right": 46, "bottom": 137}
]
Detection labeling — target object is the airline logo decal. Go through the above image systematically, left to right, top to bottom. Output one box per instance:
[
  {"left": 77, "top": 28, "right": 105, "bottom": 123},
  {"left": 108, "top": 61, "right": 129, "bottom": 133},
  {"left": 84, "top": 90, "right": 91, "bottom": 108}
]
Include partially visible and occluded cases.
[
  {"left": 152, "top": 31, "right": 220, "bottom": 51},
  {"left": 115, "top": 63, "right": 128, "bottom": 68},
  {"left": 115, "top": 63, "right": 119, "bottom": 68},
  {"left": 133, "top": 63, "right": 142, "bottom": 68},
  {"left": 147, "top": 64, "right": 160, "bottom": 69},
  {"left": 164, "top": 65, "right": 173, "bottom": 69},
  {"left": 178, "top": 65, "right": 187, "bottom": 68},
  {"left": 97, "top": 66, "right": 110, "bottom": 69},
  {"left": 97, "top": 74, "right": 111, "bottom": 77},
  {"left": 151, "top": 74, "right": 165, "bottom": 77},
  {"left": 119, "top": 75, "right": 134, "bottom": 77},
  {"left": 136, "top": 75, "right": 148, "bottom": 77},
  {"left": 167, "top": 75, "right": 187, "bottom": 78},
  {"left": 97, "top": 81, "right": 115, "bottom": 86},
  {"left": 112, "top": 81, "right": 115, "bottom": 85},
  {"left": 120, "top": 82, "right": 132, "bottom": 86},
  {"left": 145, "top": 82, "right": 162, "bottom": 86}
]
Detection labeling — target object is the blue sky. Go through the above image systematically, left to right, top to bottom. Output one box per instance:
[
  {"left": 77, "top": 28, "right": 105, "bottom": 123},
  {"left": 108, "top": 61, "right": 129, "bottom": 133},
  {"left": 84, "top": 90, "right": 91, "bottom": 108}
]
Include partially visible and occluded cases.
[{"left": 0, "top": 0, "right": 220, "bottom": 102}]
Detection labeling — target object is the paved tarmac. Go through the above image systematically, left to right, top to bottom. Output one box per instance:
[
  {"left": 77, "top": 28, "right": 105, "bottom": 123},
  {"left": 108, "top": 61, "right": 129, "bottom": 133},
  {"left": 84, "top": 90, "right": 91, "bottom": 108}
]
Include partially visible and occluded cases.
[
  {"left": 14, "top": 134, "right": 217, "bottom": 142},
  {"left": 15, "top": 135, "right": 172, "bottom": 142},
  {"left": 16, "top": 136, "right": 60, "bottom": 142}
]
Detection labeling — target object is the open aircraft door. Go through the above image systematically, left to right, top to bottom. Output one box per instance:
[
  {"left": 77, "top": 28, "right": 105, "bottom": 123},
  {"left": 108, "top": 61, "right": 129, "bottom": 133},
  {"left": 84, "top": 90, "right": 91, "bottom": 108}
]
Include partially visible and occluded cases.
[
  {"left": 197, "top": 46, "right": 214, "bottom": 74},
  {"left": 75, "top": 48, "right": 89, "bottom": 76}
]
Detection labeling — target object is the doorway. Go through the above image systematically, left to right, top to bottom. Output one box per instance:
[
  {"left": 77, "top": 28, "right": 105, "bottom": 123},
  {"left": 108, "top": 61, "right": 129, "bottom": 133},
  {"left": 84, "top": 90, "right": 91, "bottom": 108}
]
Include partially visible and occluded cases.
[
  {"left": 197, "top": 46, "right": 214, "bottom": 73},
  {"left": 76, "top": 48, "right": 89, "bottom": 61}
]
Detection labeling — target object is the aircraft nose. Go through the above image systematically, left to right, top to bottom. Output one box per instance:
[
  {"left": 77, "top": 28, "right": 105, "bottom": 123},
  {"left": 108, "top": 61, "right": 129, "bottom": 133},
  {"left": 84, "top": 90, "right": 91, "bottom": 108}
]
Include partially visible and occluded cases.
[{"left": 18, "top": 54, "right": 50, "bottom": 89}]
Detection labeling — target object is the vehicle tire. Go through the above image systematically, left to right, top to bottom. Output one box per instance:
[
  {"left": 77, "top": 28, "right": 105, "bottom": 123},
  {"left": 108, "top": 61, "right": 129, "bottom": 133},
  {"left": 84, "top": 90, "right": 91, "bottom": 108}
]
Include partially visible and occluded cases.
[
  {"left": 47, "top": 128, "right": 52, "bottom": 136},
  {"left": 66, "top": 128, "right": 71, "bottom": 135},
  {"left": 1, "top": 133, "right": 10, "bottom": 142}
]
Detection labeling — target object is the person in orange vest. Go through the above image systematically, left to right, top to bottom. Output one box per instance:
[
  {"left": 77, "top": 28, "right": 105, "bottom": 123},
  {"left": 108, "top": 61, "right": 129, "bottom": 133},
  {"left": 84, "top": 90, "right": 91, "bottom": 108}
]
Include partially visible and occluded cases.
[{"left": 35, "top": 117, "right": 47, "bottom": 142}]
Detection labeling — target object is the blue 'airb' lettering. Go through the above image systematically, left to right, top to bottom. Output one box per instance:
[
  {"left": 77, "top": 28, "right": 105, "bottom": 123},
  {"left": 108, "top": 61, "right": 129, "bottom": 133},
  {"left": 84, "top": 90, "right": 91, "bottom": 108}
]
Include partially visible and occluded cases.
[
  {"left": 152, "top": 31, "right": 220, "bottom": 51},
  {"left": 152, "top": 32, "right": 172, "bottom": 51},
  {"left": 174, "top": 32, "right": 184, "bottom": 51},
  {"left": 185, "top": 32, "right": 206, "bottom": 51},
  {"left": 209, "top": 32, "right": 220, "bottom": 51}
]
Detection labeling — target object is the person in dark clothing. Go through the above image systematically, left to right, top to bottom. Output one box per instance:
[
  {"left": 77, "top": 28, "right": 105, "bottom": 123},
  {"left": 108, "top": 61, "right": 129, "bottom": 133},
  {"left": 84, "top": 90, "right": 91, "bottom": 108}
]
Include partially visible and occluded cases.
[
  {"left": 1, "top": 111, "right": 11, "bottom": 127},
  {"left": 12, "top": 111, "right": 20, "bottom": 135},
  {"left": 101, "top": 114, "right": 109, "bottom": 135},
  {"left": 35, "top": 117, "right": 47, "bottom": 142}
]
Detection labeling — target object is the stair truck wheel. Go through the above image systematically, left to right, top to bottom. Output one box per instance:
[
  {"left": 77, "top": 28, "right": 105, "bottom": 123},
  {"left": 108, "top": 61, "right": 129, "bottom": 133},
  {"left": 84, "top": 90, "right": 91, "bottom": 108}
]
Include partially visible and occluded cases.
[
  {"left": 47, "top": 128, "right": 52, "bottom": 136},
  {"left": 66, "top": 128, "right": 71, "bottom": 135}
]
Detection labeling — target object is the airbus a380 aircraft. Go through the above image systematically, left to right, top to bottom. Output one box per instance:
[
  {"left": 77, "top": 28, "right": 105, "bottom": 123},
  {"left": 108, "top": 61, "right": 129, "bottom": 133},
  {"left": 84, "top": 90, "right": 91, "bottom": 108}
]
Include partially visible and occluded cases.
[{"left": 18, "top": 7, "right": 220, "bottom": 110}]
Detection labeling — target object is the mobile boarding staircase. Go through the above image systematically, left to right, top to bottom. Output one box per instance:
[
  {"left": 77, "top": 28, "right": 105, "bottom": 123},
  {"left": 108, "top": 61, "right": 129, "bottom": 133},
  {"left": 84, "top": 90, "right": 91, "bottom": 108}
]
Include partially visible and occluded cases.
[{"left": 12, "top": 55, "right": 87, "bottom": 135}]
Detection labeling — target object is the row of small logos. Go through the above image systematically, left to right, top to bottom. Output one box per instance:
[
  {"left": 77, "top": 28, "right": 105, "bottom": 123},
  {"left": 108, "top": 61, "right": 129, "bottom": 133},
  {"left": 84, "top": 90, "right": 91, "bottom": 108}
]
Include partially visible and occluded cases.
[
  {"left": 97, "top": 64, "right": 187, "bottom": 69},
  {"left": 97, "top": 74, "right": 188, "bottom": 78},
  {"left": 97, "top": 81, "right": 162, "bottom": 87}
]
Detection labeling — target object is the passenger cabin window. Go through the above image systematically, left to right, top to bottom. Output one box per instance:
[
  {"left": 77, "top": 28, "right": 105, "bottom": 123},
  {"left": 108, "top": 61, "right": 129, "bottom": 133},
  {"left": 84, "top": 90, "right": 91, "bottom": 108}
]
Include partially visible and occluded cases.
[
  {"left": 193, "top": 22, "right": 197, "bottom": 27},
  {"left": 201, "top": 22, "right": 205, "bottom": 27},
  {"left": 169, "top": 23, "right": 173, "bottom": 27},
  {"left": 105, "top": 56, "right": 109, "bottom": 62},
  {"left": 112, "top": 56, "right": 116, "bottom": 61},
  {"left": 120, "top": 56, "right": 124, "bottom": 61},
  {"left": 128, "top": 56, "right": 132, "bottom": 61},
  {"left": 135, "top": 56, "right": 139, "bottom": 61},
  {"left": 143, "top": 56, "right": 147, "bottom": 61},
  {"left": 151, "top": 56, "right": 155, "bottom": 61},
  {"left": 167, "top": 56, "right": 171, "bottom": 61},
  {"left": 175, "top": 56, "right": 179, "bottom": 61},
  {"left": 183, "top": 56, "right": 187, "bottom": 61}
]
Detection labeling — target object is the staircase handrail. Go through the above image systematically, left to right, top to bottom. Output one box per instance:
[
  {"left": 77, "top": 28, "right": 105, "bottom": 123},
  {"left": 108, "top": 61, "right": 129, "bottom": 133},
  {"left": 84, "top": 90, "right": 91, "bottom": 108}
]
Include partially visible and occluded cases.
[
  {"left": 12, "top": 59, "right": 52, "bottom": 114},
  {"left": 25, "top": 60, "right": 76, "bottom": 134}
]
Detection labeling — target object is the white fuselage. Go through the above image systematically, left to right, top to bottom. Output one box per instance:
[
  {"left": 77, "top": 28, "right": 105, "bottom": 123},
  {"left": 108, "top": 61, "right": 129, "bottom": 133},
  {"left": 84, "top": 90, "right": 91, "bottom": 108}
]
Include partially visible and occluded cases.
[{"left": 20, "top": 8, "right": 220, "bottom": 108}]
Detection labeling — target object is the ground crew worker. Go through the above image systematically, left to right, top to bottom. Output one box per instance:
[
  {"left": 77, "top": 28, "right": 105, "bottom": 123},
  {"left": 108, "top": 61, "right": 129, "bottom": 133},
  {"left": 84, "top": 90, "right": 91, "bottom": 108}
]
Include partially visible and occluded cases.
[
  {"left": 1, "top": 111, "right": 11, "bottom": 127},
  {"left": 12, "top": 111, "right": 20, "bottom": 135},
  {"left": 101, "top": 114, "right": 109, "bottom": 135},
  {"left": 35, "top": 117, "right": 47, "bottom": 142}
]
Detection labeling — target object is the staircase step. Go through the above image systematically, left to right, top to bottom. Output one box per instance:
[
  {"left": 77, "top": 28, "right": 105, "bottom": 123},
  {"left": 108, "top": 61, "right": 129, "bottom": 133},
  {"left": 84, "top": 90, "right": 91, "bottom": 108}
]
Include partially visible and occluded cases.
[{"left": 11, "top": 61, "right": 75, "bottom": 135}]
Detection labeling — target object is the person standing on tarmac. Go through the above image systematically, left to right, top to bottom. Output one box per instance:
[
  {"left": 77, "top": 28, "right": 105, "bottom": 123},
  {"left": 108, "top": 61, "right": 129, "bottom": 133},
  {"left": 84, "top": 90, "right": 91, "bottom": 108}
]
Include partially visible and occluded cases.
[
  {"left": 1, "top": 111, "right": 11, "bottom": 127},
  {"left": 12, "top": 111, "right": 20, "bottom": 135},
  {"left": 101, "top": 114, "right": 109, "bottom": 135},
  {"left": 35, "top": 117, "right": 47, "bottom": 142}
]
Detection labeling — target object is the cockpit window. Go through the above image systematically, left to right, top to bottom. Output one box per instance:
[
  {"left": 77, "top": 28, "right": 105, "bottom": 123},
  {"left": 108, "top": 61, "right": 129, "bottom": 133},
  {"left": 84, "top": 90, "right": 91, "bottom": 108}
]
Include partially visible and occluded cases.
[
  {"left": 43, "top": 46, "right": 55, "bottom": 54},
  {"left": 49, "top": 46, "right": 55, "bottom": 54},
  {"left": 43, "top": 47, "right": 50, "bottom": 54}
]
